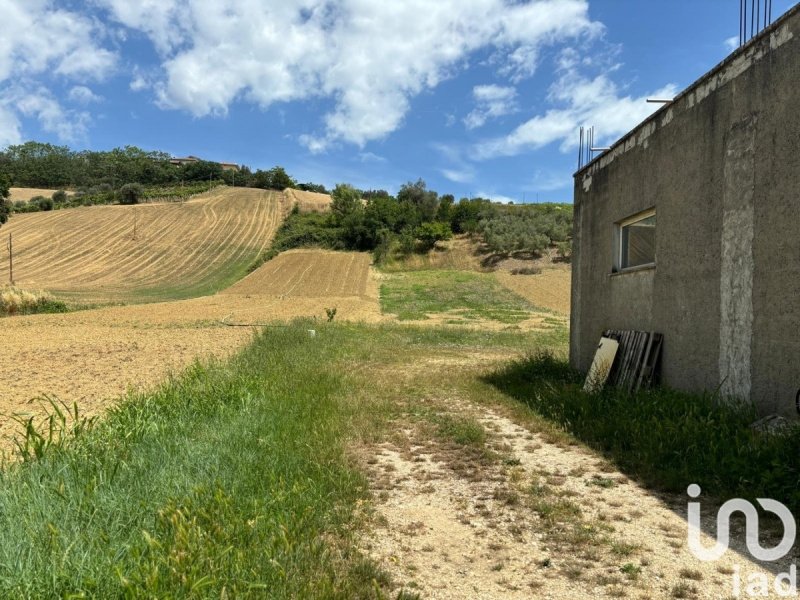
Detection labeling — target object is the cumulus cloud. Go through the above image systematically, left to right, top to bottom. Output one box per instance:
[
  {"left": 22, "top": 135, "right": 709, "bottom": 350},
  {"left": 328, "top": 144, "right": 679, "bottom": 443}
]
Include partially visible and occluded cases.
[
  {"left": 97, "top": 0, "right": 601, "bottom": 150},
  {"left": 0, "top": 1, "right": 116, "bottom": 144},
  {"left": 471, "top": 67, "right": 678, "bottom": 160},
  {"left": 464, "top": 84, "right": 518, "bottom": 129}
]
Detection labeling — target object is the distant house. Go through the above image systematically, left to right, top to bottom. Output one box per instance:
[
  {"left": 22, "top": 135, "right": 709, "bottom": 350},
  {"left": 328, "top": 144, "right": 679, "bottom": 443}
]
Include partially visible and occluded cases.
[
  {"left": 570, "top": 5, "right": 800, "bottom": 416},
  {"left": 169, "top": 155, "right": 240, "bottom": 172}
]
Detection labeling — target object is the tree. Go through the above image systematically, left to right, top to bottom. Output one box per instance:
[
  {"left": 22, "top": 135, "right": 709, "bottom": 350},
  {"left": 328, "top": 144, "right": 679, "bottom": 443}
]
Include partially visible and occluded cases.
[
  {"left": 180, "top": 160, "right": 223, "bottom": 183},
  {"left": 266, "top": 166, "right": 296, "bottom": 190},
  {"left": 0, "top": 173, "right": 10, "bottom": 226},
  {"left": 397, "top": 179, "right": 439, "bottom": 223},
  {"left": 297, "top": 182, "right": 327, "bottom": 194},
  {"left": 119, "top": 183, "right": 143, "bottom": 205},
  {"left": 330, "top": 183, "right": 362, "bottom": 223},
  {"left": 436, "top": 194, "right": 454, "bottom": 223},
  {"left": 415, "top": 221, "right": 452, "bottom": 251}
]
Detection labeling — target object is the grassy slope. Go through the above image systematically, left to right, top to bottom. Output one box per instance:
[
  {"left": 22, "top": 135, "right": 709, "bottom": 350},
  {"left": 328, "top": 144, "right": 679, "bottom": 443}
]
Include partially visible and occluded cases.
[{"left": 380, "top": 269, "right": 548, "bottom": 323}]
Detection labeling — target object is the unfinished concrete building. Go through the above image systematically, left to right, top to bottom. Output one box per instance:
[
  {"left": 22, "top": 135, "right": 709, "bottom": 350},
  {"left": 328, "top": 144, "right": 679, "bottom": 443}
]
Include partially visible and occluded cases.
[{"left": 570, "top": 4, "right": 800, "bottom": 416}]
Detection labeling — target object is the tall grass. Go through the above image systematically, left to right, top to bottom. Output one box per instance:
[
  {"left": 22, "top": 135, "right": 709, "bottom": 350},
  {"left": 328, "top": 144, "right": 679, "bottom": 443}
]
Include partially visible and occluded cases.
[
  {"left": 0, "top": 286, "right": 68, "bottom": 316},
  {"left": 0, "top": 322, "right": 381, "bottom": 597},
  {"left": 485, "top": 352, "right": 800, "bottom": 511}
]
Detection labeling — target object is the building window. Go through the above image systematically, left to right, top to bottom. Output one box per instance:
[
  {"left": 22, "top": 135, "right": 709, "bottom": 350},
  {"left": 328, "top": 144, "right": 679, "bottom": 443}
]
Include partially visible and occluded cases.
[{"left": 615, "top": 209, "right": 656, "bottom": 271}]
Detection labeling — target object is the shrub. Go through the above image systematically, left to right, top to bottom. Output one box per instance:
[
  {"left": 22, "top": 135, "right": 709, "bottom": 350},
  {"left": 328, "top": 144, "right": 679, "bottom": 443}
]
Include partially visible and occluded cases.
[
  {"left": 119, "top": 183, "right": 143, "bottom": 205},
  {"left": 52, "top": 190, "right": 68, "bottom": 204},
  {"left": 37, "top": 196, "right": 54, "bottom": 211},
  {"left": 415, "top": 221, "right": 452, "bottom": 251}
]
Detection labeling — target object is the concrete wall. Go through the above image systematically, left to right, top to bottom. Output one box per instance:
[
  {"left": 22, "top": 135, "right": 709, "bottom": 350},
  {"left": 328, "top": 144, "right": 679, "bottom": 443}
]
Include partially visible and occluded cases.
[{"left": 571, "top": 5, "right": 800, "bottom": 416}]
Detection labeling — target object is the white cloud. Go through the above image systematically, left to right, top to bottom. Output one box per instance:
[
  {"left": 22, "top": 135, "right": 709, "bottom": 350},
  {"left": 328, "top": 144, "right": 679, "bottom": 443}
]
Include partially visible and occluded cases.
[
  {"left": 97, "top": 0, "right": 601, "bottom": 150},
  {"left": 0, "top": 1, "right": 116, "bottom": 144},
  {"left": 0, "top": 1, "right": 116, "bottom": 81},
  {"left": 724, "top": 35, "right": 739, "bottom": 52},
  {"left": 472, "top": 68, "right": 678, "bottom": 160},
  {"left": 464, "top": 84, "right": 518, "bottom": 129},
  {"left": 5, "top": 86, "right": 90, "bottom": 142},
  {"left": 68, "top": 86, "right": 103, "bottom": 105},
  {"left": 0, "top": 105, "right": 21, "bottom": 147},
  {"left": 358, "top": 152, "right": 387, "bottom": 163},
  {"left": 440, "top": 168, "right": 474, "bottom": 184},
  {"left": 477, "top": 191, "right": 518, "bottom": 204}
]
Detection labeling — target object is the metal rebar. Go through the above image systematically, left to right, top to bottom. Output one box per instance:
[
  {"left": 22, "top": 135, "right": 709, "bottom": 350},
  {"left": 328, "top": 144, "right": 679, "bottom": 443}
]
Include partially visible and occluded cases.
[{"left": 740, "top": 0, "right": 743, "bottom": 46}]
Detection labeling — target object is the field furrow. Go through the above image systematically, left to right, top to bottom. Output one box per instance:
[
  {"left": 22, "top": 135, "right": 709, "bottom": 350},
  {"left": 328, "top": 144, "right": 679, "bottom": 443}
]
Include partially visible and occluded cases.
[{"left": 0, "top": 187, "right": 284, "bottom": 302}]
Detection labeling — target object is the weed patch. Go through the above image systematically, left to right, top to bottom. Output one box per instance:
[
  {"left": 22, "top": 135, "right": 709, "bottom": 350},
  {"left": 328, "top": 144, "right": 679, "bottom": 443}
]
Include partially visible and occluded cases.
[{"left": 380, "top": 270, "right": 537, "bottom": 323}]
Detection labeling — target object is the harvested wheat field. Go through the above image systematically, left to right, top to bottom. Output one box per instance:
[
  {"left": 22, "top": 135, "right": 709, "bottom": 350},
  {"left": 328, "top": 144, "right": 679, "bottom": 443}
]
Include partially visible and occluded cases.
[
  {"left": 0, "top": 187, "right": 288, "bottom": 303},
  {"left": 285, "top": 187, "right": 332, "bottom": 212},
  {"left": 8, "top": 188, "right": 73, "bottom": 202},
  {"left": 0, "top": 249, "right": 382, "bottom": 448},
  {"left": 225, "top": 249, "right": 373, "bottom": 297},
  {"left": 495, "top": 267, "right": 571, "bottom": 315}
]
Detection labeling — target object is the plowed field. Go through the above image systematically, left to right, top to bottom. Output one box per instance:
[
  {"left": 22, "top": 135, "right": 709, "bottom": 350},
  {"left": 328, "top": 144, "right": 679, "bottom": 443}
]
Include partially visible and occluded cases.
[
  {"left": 0, "top": 187, "right": 288, "bottom": 302},
  {"left": 285, "top": 188, "right": 332, "bottom": 212},
  {"left": 0, "top": 249, "right": 382, "bottom": 449},
  {"left": 225, "top": 250, "right": 372, "bottom": 297},
  {"left": 495, "top": 268, "right": 571, "bottom": 315}
]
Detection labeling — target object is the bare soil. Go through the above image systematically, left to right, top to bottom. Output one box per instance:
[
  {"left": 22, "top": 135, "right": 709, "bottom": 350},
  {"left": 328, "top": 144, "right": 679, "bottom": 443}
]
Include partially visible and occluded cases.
[
  {"left": 9, "top": 188, "right": 74, "bottom": 202},
  {"left": 494, "top": 268, "right": 571, "bottom": 315}
]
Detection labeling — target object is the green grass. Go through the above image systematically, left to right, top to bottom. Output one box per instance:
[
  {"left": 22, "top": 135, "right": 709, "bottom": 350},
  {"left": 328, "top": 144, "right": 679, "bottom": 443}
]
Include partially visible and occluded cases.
[
  {"left": 380, "top": 270, "right": 538, "bottom": 323},
  {"left": 0, "top": 319, "right": 552, "bottom": 597},
  {"left": 0, "top": 322, "right": 388, "bottom": 597},
  {"left": 485, "top": 352, "right": 800, "bottom": 512}
]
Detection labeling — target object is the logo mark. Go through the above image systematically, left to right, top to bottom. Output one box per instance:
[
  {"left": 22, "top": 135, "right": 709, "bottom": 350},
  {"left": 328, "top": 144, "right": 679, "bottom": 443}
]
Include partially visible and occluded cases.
[{"left": 687, "top": 484, "right": 796, "bottom": 562}]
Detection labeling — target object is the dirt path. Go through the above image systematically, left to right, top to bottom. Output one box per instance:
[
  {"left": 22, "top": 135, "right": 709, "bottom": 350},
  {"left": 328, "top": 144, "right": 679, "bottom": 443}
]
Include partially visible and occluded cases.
[{"left": 361, "top": 375, "right": 789, "bottom": 599}]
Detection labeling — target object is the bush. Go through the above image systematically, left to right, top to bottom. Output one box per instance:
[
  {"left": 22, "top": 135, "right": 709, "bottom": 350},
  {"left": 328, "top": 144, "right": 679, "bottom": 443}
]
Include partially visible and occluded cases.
[
  {"left": 119, "top": 183, "right": 143, "bottom": 205},
  {"left": 52, "top": 190, "right": 68, "bottom": 204},
  {"left": 37, "top": 196, "right": 54, "bottom": 211},
  {"left": 415, "top": 221, "right": 452, "bottom": 251}
]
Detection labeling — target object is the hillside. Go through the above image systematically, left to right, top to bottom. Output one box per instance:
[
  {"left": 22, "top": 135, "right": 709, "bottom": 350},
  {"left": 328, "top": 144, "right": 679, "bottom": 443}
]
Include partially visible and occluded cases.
[{"left": 0, "top": 187, "right": 288, "bottom": 303}]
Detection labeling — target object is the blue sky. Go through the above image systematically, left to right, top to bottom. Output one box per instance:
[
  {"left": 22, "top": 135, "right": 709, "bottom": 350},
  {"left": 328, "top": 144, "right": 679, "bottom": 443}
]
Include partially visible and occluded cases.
[{"left": 1, "top": 0, "right": 796, "bottom": 201}]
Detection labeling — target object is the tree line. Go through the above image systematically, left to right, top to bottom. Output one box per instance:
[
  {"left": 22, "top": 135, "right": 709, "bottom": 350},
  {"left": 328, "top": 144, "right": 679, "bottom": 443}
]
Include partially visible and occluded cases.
[
  {"left": 0, "top": 141, "right": 326, "bottom": 194},
  {"left": 0, "top": 141, "right": 330, "bottom": 226},
  {"left": 262, "top": 179, "right": 572, "bottom": 265}
]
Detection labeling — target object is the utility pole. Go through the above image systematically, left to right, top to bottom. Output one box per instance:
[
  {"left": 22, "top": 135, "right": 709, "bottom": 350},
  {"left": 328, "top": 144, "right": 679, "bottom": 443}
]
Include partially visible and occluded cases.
[{"left": 7, "top": 233, "right": 12, "bottom": 285}]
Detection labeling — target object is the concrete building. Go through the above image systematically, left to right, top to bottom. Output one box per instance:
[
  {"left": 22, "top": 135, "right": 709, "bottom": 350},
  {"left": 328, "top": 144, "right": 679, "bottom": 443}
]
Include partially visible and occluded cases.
[{"left": 570, "top": 4, "right": 800, "bottom": 416}]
